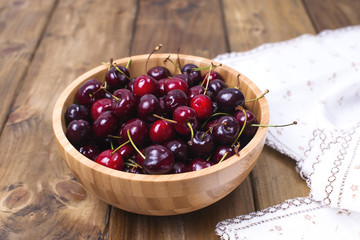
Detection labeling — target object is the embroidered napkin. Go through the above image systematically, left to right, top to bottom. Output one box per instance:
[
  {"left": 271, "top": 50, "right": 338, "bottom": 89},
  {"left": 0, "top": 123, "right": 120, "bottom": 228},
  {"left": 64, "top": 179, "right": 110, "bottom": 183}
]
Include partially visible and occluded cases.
[{"left": 214, "top": 25, "right": 360, "bottom": 239}]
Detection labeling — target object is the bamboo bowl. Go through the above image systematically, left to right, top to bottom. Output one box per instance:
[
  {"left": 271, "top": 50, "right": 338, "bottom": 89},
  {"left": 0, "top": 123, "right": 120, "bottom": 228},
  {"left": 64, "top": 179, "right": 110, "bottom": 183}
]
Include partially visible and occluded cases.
[{"left": 52, "top": 53, "right": 269, "bottom": 216}]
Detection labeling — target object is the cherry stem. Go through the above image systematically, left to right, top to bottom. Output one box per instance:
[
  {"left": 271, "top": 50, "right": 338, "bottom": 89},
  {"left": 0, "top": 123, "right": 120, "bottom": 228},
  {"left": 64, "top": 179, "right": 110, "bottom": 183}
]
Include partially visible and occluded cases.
[
  {"left": 146, "top": 43, "right": 163, "bottom": 73},
  {"left": 164, "top": 55, "right": 181, "bottom": 74},
  {"left": 126, "top": 58, "right": 131, "bottom": 69},
  {"left": 191, "top": 62, "right": 222, "bottom": 72},
  {"left": 113, "top": 64, "right": 131, "bottom": 81},
  {"left": 202, "top": 64, "right": 214, "bottom": 92},
  {"left": 245, "top": 89, "right": 269, "bottom": 103},
  {"left": 232, "top": 107, "right": 247, "bottom": 147},
  {"left": 201, "top": 112, "right": 230, "bottom": 129},
  {"left": 153, "top": 114, "right": 177, "bottom": 124},
  {"left": 252, "top": 121, "right": 298, "bottom": 128},
  {"left": 186, "top": 122, "right": 194, "bottom": 142},
  {"left": 201, "top": 122, "right": 227, "bottom": 139},
  {"left": 127, "top": 130, "right": 146, "bottom": 159},
  {"left": 108, "top": 135, "right": 122, "bottom": 139},
  {"left": 112, "top": 140, "right": 130, "bottom": 155},
  {"left": 110, "top": 141, "right": 114, "bottom": 150},
  {"left": 234, "top": 142, "right": 240, "bottom": 156},
  {"left": 219, "top": 152, "right": 229, "bottom": 163},
  {"left": 127, "top": 159, "right": 143, "bottom": 169}
]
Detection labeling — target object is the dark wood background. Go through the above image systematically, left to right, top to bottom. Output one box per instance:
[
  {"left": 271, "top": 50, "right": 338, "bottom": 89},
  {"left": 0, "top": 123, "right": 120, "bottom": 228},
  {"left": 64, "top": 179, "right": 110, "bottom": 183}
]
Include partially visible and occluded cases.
[{"left": 0, "top": 0, "right": 359, "bottom": 239}]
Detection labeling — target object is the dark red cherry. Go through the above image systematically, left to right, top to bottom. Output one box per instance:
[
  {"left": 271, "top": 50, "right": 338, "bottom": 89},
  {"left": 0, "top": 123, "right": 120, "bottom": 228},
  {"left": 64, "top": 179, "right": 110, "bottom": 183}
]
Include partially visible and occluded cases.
[
  {"left": 181, "top": 63, "right": 202, "bottom": 86},
  {"left": 105, "top": 66, "right": 130, "bottom": 89},
  {"left": 147, "top": 66, "right": 171, "bottom": 80},
  {"left": 202, "top": 70, "right": 223, "bottom": 85},
  {"left": 173, "top": 74, "right": 194, "bottom": 88},
  {"left": 133, "top": 75, "right": 159, "bottom": 98},
  {"left": 158, "top": 78, "right": 167, "bottom": 97},
  {"left": 164, "top": 78, "right": 189, "bottom": 94},
  {"left": 77, "top": 79, "right": 105, "bottom": 106},
  {"left": 207, "top": 79, "right": 227, "bottom": 100},
  {"left": 188, "top": 85, "right": 205, "bottom": 99},
  {"left": 216, "top": 88, "right": 245, "bottom": 113},
  {"left": 111, "top": 89, "right": 137, "bottom": 122},
  {"left": 164, "top": 89, "right": 188, "bottom": 113},
  {"left": 137, "top": 94, "right": 162, "bottom": 122},
  {"left": 189, "top": 94, "right": 212, "bottom": 120},
  {"left": 91, "top": 98, "right": 112, "bottom": 120},
  {"left": 65, "top": 104, "right": 91, "bottom": 125},
  {"left": 172, "top": 106, "right": 198, "bottom": 135},
  {"left": 234, "top": 110, "right": 258, "bottom": 138},
  {"left": 92, "top": 111, "right": 118, "bottom": 138},
  {"left": 212, "top": 116, "right": 240, "bottom": 144},
  {"left": 120, "top": 118, "right": 149, "bottom": 147},
  {"left": 66, "top": 119, "right": 92, "bottom": 146},
  {"left": 149, "top": 119, "right": 176, "bottom": 144},
  {"left": 188, "top": 131, "right": 214, "bottom": 159},
  {"left": 164, "top": 139, "right": 189, "bottom": 163},
  {"left": 79, "top": 143, "right": 100, "bottom": 161},
  {"left": 115, "top": 143, "right": 136, "bottom": 160},
  {"left": 143, "top": 145, "right": 175, "bottom": 174},
  {"left": 213, "top": 146, "right": 235, "bottom": 164},
  {"left": 132, "top": 148, "right": 145, "bottom": 166},
  {"left": 96, "top": 149, "right": 124, "bottom": 170},
  {"left": 189, "top": 158, "right": 214, "bottom": 171},
  {"left": 172, "top": 161, "right": 189, "bottom": 174}
]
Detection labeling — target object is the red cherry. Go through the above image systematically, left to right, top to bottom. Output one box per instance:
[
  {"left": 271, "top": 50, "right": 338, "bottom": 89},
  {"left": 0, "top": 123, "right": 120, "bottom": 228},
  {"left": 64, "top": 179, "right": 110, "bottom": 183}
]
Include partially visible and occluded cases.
[
  {"left": 202, "top": 70, "right": 223, "bottom": 85},
  {"left": 133, "top": 75, "right": 159, "bottom": 98},
  {"left": 164, "top": 78, "right": 189, "bottom": 94},
  {"left": 77, "top": 79, "right": 105, "bottom": 106},
  {"left": 189, "top": 94, "right": 213, "bottom": 120},
  {"left": 91, "top": 98, "right": 112, "bottom": 120},
  {"left": 172, "top": 106, "right": 198, "bottom": 135},
  {"left": 120, "top": 118, "right": 149, "bottom": 147},
  {"left": 149, "top": 119, "right": 176, "bottom": 144},
  {"left": 96, "top": 149, "right": 124, "bottom": 170},
  {"left": 188, "top": 158, "right": 214, "bottom": 171}
]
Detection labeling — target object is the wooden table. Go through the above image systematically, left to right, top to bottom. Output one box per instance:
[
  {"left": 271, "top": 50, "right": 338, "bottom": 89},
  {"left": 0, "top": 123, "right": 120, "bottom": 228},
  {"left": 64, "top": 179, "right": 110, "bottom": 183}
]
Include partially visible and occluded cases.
[{"left": 0, "top": 0, "right": 359, "bottom": 239}]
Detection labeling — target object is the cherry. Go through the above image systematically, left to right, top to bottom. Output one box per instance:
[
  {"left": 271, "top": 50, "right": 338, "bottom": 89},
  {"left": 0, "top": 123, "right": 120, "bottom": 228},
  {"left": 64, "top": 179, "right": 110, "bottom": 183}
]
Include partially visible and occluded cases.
[
  {"left": 181, "top": 63, "right": 202, "bottom": 86},
  {"left": 105, "top": 66, "right": 130, "bottom": 89},
  {"left": 147, "top": 66, "right": 171, "bottom": 80},
  {"left": 201, "top": 70, "right": 223, "bottom": 85},
  {"left": 173, "top": 74, "right": 193, "bottom": 88},
  {"left": 133, "top": 75, "right": 159, "bottom": 98},
  {"left": 164, "top": 78, "right": 189, "bottom": 94},
  {"left": 77, "top": 79, "right": 105, "bottom": 106},
  {"left": 207, "top": 79, "right": 227, "bottom": 100},
  {"left": 188, "top": 85, "right": 205, "bottom": 99},
  {"left": 216, "top": 88, "right": 245, "bottom": 113},
  {"left": 111, "top": 89, "right": 137, "bottom": 122},
  {"left": 164, "top": 89, "right": 188, "bottom": 113},
  {"left": 137, "top": 94, "right": 162, "bottom": 122},
  {"left": 189, "top": 94, "right": 213, "bottom": 120},
  {"left": 91, "top": 98, "right": 112, "bottom": 120},
  {"left": 65, "top": 104, "right": 91, "bottom": 125},
  {"left": 172, "top": 106, "right": 198, "bottom": 135},
  {"left": 234, "top": 109, "right": 258, "bottom": 138},
  {"left": 92, "top": 111, "right": 118, "bottom": 138},
  {"left": 212, "top": 116, "right": 240, "bottom": 144},
  {"left": 120, "top": 118, "right": 149, "bottom": 147},
  {"left": 66, "top": 119, "right": 92, "bottom": 146},
  {"left": 149, "top": 119, "right": 176, "bottom": 144},
  {"left": 188, "top": 131, "right": 214, "bottom": 159},
  {"left": 164, "top": 139, "right": 189, "bottom": 163},
  {"left": 79, "top": 143, "right": 100, "bottom": 161},
  {"left": 115, "top": 143, "right": 135, "bottom": 160},
  {"left": 143, "top": 145, "right": 175, "bottom": 174},
  {"left": 213, "top": 146, "right": 235, "bottom": 164},
  {"left": 131, "top": 148, "right": 146, "bottom": 166},
  {"left": 96, "top": 149, "right": 124, "bottom": 170},
  {"left": 189, "top": 158, "right": 214, "bottom": 171},
  {"left": 172, "top": 161, "right": 189, "bottom": 174}
]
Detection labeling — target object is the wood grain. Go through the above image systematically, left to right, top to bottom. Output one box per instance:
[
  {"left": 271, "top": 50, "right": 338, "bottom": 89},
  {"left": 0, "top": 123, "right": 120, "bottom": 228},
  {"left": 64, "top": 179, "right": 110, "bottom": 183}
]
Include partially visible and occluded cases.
[
  {"left": 0, "top": 0, "right": 137, "bottom": 239},
  {"left": 0, "top": 0, "right": 56, "bottom": 133}
]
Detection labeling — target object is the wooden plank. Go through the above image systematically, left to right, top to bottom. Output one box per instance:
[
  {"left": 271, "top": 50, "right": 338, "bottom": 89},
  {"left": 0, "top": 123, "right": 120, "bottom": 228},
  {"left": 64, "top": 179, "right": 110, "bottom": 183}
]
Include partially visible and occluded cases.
[
  {"left": 0, "top": 0, "right": 137, "bottom": 239},
  {"left": 0, "top": 0, "right": 56, "bottom": 133},
  {"left": 108, "top": 0, "right": 256, "bottom": 239},
  {"left": 222, "top": 0, "right": 314, "bottom": 209},
  {"left": 303, "top": 0, "right": 360, "bottom": 31}
]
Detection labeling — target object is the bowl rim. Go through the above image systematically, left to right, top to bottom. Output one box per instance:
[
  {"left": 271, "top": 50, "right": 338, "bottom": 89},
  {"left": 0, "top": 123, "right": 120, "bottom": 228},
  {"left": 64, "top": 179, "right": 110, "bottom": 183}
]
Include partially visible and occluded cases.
[{"left": 52, "top": 53, "right": 269, "bottom": 183}]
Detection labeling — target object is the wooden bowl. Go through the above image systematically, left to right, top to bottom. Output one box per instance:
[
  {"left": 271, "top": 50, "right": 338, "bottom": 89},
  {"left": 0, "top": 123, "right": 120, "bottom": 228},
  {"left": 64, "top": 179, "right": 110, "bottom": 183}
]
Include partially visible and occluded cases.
[{"left": 52, "top": 54, "right": 269, "bottom": 216}]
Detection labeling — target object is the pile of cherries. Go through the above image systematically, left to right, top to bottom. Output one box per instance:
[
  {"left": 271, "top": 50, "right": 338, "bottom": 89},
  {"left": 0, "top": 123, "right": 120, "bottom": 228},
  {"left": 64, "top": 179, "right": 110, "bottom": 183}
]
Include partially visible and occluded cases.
[{"left": 64, "top": 56, "right": 262, "bottom": 175}]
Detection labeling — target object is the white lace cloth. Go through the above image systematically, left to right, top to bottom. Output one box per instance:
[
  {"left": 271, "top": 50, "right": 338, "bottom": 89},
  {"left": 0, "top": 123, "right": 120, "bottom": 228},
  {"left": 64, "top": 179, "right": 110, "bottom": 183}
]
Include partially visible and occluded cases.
[{"left": 214, "top": 25, "right": 360, "bottom": 239}]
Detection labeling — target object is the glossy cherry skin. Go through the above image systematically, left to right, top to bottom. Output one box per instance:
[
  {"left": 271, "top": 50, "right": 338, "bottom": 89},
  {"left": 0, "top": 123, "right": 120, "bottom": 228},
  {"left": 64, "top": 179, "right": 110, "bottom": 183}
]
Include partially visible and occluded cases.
[
  {"left": 181, "top": 63, "right": 202, "bottom": 86},
  {"left": 105, "top": 66, "right": 130, "bottom": 89},
  {"left": 147, "top": 66, "right": 171, "bottom": 80},
  {"left": 201, "top": 70, "right": 223, "bottom": 85},
  {"left": 173, "top": 74, "right": 193, "bottom": 88},
  {"left": 133, "top": 75, "right": 159, "bottom": 98},
  {"left": 164, "top": 78, "right": 189, "bottom": 94},
  {"left": 77, "top": 79, "right": 105, "bottom": 106},
  {"left": 158, "top": 79, "right": 167, "bottom": 97},
  {"left": 207, "top": 79, "right": 227, "bottom": 100},
  {"left": 188, "top": 85, "right": 205, "bottom": 99},
  {"left": 216, "top": 88, "right": 245, "bottom": 114},
  {"left": 111, "top": 89, "right": 137, "bottom": 122},
  {"left": 164, "top": 89, "right": 188, "bottom": 113},
  {"left": 137, "top": 94, "right": 162, "bottom": 122},
  {"left": 189, "top": 94, "right": 213, "bottom": 120},
  {"left": 91, "top": 98, "right": 112, "bottom": 120},
  {"left": 65, "top": 104, "right": 91, "bottom": 126},
  {"left": 173, "top": 106, "right": 199, "bottom": 135},
  {"left": 234, "top": 110, "right": 259, "bottom": 138},
  {"left": 92, "top": 111, "right": 118, "bottom": 138},
  {"left": 212, "top": 116, "right": 240, "bottom": 144},
  {"left": 120, "top": 118, "right": 149, "bottom": 147},
  {"left": 66, "top": 119, "right": 92, "bottom": 146},
  {"left": 149, "top": 119, "right": 176, "bottom": 144},
  {"left": 189, "top": 131, "right": 214, "bottom": 158},
  {"left": 164, "top": 139, "right": 189, "bottom": 163},
  {"left": 79, "top": 143, "right": 100, "bottom": 161},
  {"left": 115, "top": 143, "right": 135, "bottom": 160},
  {"left": 143, "top": 145, "right": 175, "bottom": 174},
  {"left": 213, "top": 146, "right": 235, "bottom": 164},
  {"left": 96, "top": 149, "right": 124, "bottom": 170},
  {"left": 188, "top": 158, "right": 214, "bottom": 171},
  {"left": 172, "top": 161, "right": 189, "bottom": 174}
]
